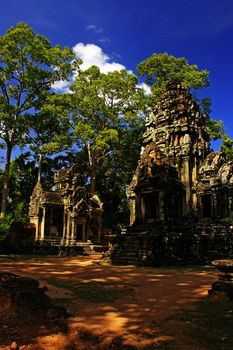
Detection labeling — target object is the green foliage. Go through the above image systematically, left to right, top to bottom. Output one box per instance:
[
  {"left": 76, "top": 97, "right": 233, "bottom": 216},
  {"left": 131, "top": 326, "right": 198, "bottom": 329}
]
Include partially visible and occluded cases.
[
  {"left": 0, "top": 22, "right": 77, "bottom": 215},
  {"left": 0, "top": 22, "right": 75, "bottom": 147},
  {"left": 137, "top": 52, "right": 209, "bottom": 102},
  {"left": 137, "top": 53, "right": 227, "bottom": 143},
  {"left": 70, "top": 66, "right": 148, "bottom": 193},
  {"left": 199, "top": 97, "right": 224, "bottom": 140},
  {"left": 206, "top": 118, "right": 224, "bottom": 141},
  {"left": 96, "top": 125, "right": 145, "bottom": 231},
  {"left": 221, "top": 134, "right": 233, "bottom": 160},
  {"left": 0, "top": 151, "right": 79, "bottom": 221},
  {"left": 7, "top": 153, "right": 37, "bottom": 220},
  {"left": 0, "top": 214, "right": 13, "bottom": 236}
]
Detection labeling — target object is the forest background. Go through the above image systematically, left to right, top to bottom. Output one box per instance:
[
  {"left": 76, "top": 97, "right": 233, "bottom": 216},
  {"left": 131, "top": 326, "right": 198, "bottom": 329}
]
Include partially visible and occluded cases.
[{"left": 0, "top": 21, "right": 232, "bottom": 234}]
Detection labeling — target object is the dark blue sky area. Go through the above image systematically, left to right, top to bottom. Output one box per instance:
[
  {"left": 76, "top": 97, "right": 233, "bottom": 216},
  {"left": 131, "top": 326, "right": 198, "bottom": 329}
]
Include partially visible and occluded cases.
[{"left": 1, "top": 0, "right": 232, "bottom": 142}]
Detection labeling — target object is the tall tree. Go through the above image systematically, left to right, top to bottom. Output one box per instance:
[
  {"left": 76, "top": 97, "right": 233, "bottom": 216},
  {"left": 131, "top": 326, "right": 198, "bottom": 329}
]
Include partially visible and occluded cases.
[
  {"left": 0, "top": 22, "right": 77, "bottom": 216},
  {"left": 137, "top": 52, "right": 224, "bottom": 140},
  {"left": 137, "top": 52, "right": 209, "bottom": 102},
  {"left": 69, "top": 66, "right": 148, "bottom": 193},
  {"left": 28, "top": 94, "right": 72, "bottom": 182},
  {"left": 221, "top": 134, "right": 233, "bottom": 160}
]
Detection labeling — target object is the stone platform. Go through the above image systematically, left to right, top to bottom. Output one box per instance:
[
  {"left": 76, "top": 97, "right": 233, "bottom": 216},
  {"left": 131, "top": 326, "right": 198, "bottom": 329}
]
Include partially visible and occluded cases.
[{"left": 209, "top": 259, "right": 233, "bottom": 299}]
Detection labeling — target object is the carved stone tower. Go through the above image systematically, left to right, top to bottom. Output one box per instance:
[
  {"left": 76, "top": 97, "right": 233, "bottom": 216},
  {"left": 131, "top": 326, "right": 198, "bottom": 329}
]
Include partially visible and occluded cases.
[
  {"left": 143, "top": 82, "right": 210, "bottom": 214},
  {"left": 106, "top": 83, "right": 233, "bottom": 265}
]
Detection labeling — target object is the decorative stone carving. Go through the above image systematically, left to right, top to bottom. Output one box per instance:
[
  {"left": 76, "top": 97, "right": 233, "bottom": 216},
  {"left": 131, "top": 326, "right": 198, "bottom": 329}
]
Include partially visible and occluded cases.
[
  {"left": 111, "top": 82, "right": 233, "bottom": 266},
  {"left": 29, "top": 164, "right": 103, "bottom": 247},
  {"left": 209, "top": 260, "right": 233, "bottom": 299}
]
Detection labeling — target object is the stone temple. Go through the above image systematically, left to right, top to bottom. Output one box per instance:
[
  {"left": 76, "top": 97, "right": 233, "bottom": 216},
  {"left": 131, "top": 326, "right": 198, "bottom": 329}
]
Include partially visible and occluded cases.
[
  {"left": 111, "top": 82, "right": 233, "bottom": 265},
  {"left": 29, "top": 164, "right": 103, "bottom": 252}
]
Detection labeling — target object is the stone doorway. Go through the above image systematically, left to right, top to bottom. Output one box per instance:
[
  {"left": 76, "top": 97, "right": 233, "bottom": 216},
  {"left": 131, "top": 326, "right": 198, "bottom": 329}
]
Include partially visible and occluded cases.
[
  {"left": 141, "top": 192, "right": 159, "bottom": 222},
  {"left": 202, "top": 194, "right": 212, "bottom": 218},
  {"left": 76, "top": 224, "right": 84, "bottom": 241}
]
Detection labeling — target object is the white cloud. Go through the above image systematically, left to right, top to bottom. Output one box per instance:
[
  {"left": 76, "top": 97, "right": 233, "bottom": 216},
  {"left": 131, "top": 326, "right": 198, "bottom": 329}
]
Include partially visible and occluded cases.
[
  {"left": 86, "top": 24, "right": 103, "bottom": 33},
  {"left": 98, "top": 37, "right": 111, "bottom": 43},
  {"left": 52, "top": 43, "right": 140, "bottom": 93},
  {"left": 73, "top": 43, "right": 126, "bottom": 74},
  {"left": 51, "top": 80, "right": 71, "bottom": 93},
  {"left": 138, "top": 82, "right": 151, "bottom": 95}
]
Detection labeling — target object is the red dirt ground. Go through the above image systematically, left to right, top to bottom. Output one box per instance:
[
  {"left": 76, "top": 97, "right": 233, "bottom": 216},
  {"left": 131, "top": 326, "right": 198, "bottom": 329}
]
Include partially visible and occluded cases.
[{"left": 0, "top": 256, "right": 218, "bottom": 350}]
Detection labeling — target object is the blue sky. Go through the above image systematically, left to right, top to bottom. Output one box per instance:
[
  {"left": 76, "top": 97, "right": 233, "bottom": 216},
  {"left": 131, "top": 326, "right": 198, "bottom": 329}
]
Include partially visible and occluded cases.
[{"left": 0, "top": 0, "right": 233, "bottom": 152}]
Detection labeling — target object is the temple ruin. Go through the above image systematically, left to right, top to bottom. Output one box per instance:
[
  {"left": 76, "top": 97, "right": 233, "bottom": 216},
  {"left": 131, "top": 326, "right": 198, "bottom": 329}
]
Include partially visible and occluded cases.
[
  {"left": 111, "top": 82, "right": 233, "bottom": 265},
  {"left": 29, "top": 164, "right": 103, "bottom": 250}
]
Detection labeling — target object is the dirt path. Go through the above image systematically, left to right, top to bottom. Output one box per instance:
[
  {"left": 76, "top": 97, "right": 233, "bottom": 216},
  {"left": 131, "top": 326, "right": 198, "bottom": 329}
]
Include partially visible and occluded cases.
[{"left": 0, "top": 256, "right": 219, "bottom": 349}]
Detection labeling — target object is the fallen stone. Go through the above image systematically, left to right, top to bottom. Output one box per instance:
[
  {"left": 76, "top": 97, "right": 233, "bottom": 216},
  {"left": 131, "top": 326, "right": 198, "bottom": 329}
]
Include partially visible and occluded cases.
[{"left": 0, "top": 272, "right": 67, "bottom": 319}]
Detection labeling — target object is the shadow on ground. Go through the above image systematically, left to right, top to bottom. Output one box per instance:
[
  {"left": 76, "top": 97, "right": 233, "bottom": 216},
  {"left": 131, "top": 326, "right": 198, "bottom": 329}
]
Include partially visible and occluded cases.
[{"left": 1, "top": 255, "right": 229, "bottom": 350}]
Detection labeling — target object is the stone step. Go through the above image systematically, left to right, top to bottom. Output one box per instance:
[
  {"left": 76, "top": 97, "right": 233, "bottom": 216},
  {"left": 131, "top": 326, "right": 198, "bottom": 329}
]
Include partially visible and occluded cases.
[{"left": 112, "top": 259, "right": 138, "bottom": 265}]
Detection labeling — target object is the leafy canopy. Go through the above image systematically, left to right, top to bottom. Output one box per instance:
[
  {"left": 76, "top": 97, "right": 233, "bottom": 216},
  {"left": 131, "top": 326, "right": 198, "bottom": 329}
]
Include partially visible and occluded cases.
[
  {"left": 0, "top": 22, "right": 78, "bottom": 216},
  {"left": 0, "top": 22, "right": 76, "bottom": 148},
  {"left": 137, "top": 52, "right": 209, "bottom": 102},
  {"left": 137, "top": 52, "right": 226, "bottom": 143},
  {"left": 69, "top": 65, "right": 148, "bottom": 192},
  {"left": 70, "top": 66, "right": 147, "bottom": 152},
  {"left": 221, "top": 134, "right": 233, "bottom": 160}
]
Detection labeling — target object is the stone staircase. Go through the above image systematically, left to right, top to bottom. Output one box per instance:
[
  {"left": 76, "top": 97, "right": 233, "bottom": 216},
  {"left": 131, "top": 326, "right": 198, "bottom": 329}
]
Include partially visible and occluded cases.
[
  {"left": 107, "top": 221, "right": 233, "bottom": 266},
  {"left": 109, "top": 221, "right": 197, "bottom": 266},
  {"left": 111, "top": 223, "right": 155, "bottom": 265},
  {"left": 194, "top": 224, "right": 233, "bottom": 261}
]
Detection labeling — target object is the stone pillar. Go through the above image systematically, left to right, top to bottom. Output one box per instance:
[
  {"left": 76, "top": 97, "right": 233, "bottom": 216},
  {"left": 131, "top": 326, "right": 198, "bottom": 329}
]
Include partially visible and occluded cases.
[
  {"left": 182, "top": 156, "right": 191, "bottom": 213},
  {"left": 192, "top": 159, "right": 198, "bottom": 186},
  {"left": 159, "top": 191, "right": 165, "bottom": 220},
  {"left": 192, "top": 192, "right": 198, "bottom": 212},
  {"left": 212, "top": 192, "right": 217, "bottom": 218},
  {"left": 229, "top": 195, "right": 233, "bottom": 218},
  {"left": 141, "top": 196, "right": 146, "bottom": 222},
  {"left": 129, "top": 197, "right": 136, "bottom": 225},
  {"left": 40, "top": 206, "right": 46, "bottom": 240},
  {"left": 61, "top": 211, "right": 67, "bottom": 245},
  {"left": 66, "top": 213, "right": 71, "bottom": 245},
  {"left": 32, "top": 217, "right": 39, "bottom": 241},
  {"left": 71, "top": 218, "right": 76, "bottom": 244}
]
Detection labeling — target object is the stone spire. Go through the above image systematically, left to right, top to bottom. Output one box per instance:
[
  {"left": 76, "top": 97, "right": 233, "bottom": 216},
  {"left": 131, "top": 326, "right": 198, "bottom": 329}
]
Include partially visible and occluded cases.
[{"left": 143, "top": 82, "right": 210, "bottom": 162}]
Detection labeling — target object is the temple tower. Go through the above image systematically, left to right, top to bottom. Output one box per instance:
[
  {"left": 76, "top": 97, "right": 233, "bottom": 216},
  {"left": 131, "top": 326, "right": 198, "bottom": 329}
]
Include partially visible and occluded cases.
[
  {"left": 143, "top": 82, "right": 210, "bottom": 213},
  {"left": 110, "top": 83, "right": 233, "bottom": 266}
]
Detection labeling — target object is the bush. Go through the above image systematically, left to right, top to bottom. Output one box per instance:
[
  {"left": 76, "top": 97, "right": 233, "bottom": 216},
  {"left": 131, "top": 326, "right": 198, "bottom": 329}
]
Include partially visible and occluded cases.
[{"left": 0, "top": 214, "right": 13, "bottom": 237}]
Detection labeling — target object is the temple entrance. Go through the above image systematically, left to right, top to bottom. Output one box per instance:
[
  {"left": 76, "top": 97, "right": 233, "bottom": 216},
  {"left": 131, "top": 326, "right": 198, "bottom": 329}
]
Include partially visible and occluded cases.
[
  {"left": 141, "top": 192, "right": 159, "bottom": 222},
  {"left": 202, "top": 194, "right": 212, "bottom": 218},
  {"left": 45, "top": 205, "right": 63, "bottom": 238},
  {"left": 76, "top": 224, "right": 84, "bottom": 241}
]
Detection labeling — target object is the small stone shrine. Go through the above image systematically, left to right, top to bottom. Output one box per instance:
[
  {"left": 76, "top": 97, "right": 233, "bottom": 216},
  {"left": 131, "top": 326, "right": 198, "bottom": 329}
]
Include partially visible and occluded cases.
[
  {"left": 111, "top": 82, "right": 233, "bottom": 265},
  {"left": 29, "top": 164, "right": 103, "bottom": 249},
  {"left": 209, "top": 259, "right": 233, "bottom": 299}
]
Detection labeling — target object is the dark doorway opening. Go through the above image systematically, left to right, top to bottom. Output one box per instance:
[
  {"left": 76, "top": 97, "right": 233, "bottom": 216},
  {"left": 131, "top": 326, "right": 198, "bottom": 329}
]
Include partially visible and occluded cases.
[
  {"left": 144, "top": 192, "right": 159, "bottom": 221},
  {"left": 202, "top": 194, "right": 212, "bottom": 218},
  {"left": 76, "top": 224, "right": 83, "bottom": 240}
]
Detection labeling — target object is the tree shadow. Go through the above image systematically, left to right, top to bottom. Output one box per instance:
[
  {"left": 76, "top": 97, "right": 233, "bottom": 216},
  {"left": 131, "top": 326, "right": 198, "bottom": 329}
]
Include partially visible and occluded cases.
[{"left": 0, "top": 255, "right": 219, "bottom": 349}]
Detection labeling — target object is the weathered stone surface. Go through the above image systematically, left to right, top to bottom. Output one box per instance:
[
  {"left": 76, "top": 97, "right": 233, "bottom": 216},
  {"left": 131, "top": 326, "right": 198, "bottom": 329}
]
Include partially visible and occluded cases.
[
  {"left": 110, "top": 82, "right": 233, "bottom": 266},
  {"left": 28, "top": 163, "right": 103, "bottom": 250},
  {"left": 3, "top": 222, "right": 35, "bottom": 253},
  {"left": 209, "top": 260, "right": 233, "bottom": 299},
  {"left": 0, "top": 272, "right": 67, "bottom": 319}
]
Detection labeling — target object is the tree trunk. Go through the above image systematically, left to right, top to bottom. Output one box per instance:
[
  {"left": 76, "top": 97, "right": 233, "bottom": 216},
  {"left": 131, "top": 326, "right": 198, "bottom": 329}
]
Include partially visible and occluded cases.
[
  {"left": 87, "top": 143, "right": 97, "bottom": 194},
  {"left": 0, "top": 144, "right": 12, "bottom": 218},
  {"left": 37, "top": 153, "right": 43, "bottom": 183},
  {"left": 90, "top": 164, "right": 97, "bottom": 194}
]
